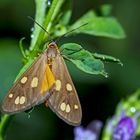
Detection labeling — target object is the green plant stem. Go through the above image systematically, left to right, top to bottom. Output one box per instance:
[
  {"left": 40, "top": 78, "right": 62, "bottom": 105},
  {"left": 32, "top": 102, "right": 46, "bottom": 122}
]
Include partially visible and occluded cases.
[
  {"left": 29, "top": 0, "right": 48, "bottom": 51},
  {"left": 32, "top": 0, "right": 61, "bottom": 52},
  {"left": 46, "top": 0, "right": 65, "bottom": 32},
  {"left": 0, "top": 115, "right": 13, "bottom": 140}
]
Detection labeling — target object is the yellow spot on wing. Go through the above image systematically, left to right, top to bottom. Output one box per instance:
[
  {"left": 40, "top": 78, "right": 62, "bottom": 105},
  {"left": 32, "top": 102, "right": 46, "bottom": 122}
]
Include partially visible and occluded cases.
[
  {"left": 40, "top": 64, "right": 55, "bottom": 93},
  {"left": 21, "top": 77, "right": 28, "bottom": 84},
  {"left": 31, "top": 77, "right": 38, "bottom": 88},
  {"left": 55, "top": 80, "right": 61, "bottom": 91},
  {"left": 66, "top": 83, "right": 73, "bottom": 91},
  {"left": 9, "top": 94, "right": 13, "bottom": 98},
  {"left": 15, "top": 96, "right": 20, "bottom": 105},
  {"left": 20, "top": 96, "right": 26, "bottom": 104},
  {"left": 60, "top": 102, "right": 66, "bottom": 111},
  {"left": 66, "top": 104, "right": 71, "bottom": 113},
  {"left": 74, "top": 104, "right": 78, "bottom": 109}
]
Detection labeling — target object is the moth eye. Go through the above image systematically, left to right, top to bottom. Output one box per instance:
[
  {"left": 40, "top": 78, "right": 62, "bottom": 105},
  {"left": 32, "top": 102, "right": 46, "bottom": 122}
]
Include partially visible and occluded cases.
[
  {"left": 21, "top": 77, "right": 28, "bottom": 84},
  {"left": 31, "top": 77, "right": 38, "bottom": 88},
  {"left": 55, "top": 79, "right": 61, "bottom": 91},
  {"left": 66, "top": 83, "right": 73, "bottom": 91},
  {"left": 66, "top": 104, "right": 71, "bottom": 113},
  {"left": 74, "top": 104, "right": 79, "bottom": 110}
]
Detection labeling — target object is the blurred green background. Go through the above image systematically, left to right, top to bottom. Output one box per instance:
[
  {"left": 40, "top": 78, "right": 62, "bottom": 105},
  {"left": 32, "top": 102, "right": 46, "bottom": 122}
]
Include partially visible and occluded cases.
[{"left": 0, "top": 0, "right": 140, "bottom": 140}]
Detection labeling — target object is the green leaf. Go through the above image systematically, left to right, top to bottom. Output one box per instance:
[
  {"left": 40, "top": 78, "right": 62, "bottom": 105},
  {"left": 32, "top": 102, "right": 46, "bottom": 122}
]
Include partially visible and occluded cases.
[
  {"left": 29, "top": 0, "right": 48, "bottom": 51},
  {"left": 60, "top": 0, "right": 72, "bottom": 25},
  {"left": 69, "top": 10, "right": 126, "bottom": 39},
  {"left": 60, "top": 43, "right": 107, "bottom": 77},
  {"left": 93, "top": 53, "right": 123, "bottom": 66}
]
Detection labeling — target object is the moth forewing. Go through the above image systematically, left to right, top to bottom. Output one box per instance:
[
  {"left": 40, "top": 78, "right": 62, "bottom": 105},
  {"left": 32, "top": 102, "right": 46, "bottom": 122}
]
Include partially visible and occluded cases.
[
  {"left": 46, "top": 45, "right": 82, "bottom": 126},
  {"left": 2, "top": 52, "right": 55, "bottom": 114}
]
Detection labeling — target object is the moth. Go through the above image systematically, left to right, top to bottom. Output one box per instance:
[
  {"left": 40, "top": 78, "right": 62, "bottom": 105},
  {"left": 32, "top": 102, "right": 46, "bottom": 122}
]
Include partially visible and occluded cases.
[{"left": 1, "top": 17, "right": 86, "bottom": 126}]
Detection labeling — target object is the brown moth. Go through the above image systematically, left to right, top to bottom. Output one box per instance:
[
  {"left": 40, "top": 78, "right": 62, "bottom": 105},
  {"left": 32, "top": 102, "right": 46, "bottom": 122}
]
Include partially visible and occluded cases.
[
  {"left": 2, "top": 17, "right": 84, "bottom": 125},
  {"left": 2, "top": 41, "right": 82, "bottom": 125}
]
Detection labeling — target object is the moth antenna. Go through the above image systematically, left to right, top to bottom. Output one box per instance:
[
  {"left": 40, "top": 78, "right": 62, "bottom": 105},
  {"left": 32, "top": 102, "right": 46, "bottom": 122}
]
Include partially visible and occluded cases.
[
  {"left": 27, "top": 16, "right": 53, "bottom": 41},
  {"left": 55, "top": 23, "right": 88, "bottom": 43}
]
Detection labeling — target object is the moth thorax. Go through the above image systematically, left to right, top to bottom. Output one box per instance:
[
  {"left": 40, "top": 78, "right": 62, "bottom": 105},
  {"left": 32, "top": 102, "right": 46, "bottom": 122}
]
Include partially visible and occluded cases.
[
  {"left": 47, "top": 42, "right": 58, "bottom": 58},
  {"left": 47, "top": 47, "right": 57, "bottom": 58}
]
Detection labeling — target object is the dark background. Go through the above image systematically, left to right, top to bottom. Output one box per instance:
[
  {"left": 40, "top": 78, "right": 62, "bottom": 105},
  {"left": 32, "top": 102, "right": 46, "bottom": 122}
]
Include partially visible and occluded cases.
[{"left": 0, "top": 0, "right": 140, "bottom": 140}]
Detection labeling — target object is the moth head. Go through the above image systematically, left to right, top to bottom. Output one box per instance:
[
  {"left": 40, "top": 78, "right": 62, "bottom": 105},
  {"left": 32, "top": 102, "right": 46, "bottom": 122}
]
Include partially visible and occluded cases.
[{"left": 47, "top": 42, "right": 58, "bottom": 58}]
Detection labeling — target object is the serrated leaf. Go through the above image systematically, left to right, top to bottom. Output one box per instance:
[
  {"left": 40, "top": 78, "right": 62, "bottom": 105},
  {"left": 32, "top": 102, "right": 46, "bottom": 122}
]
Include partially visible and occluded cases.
[
  {"left": 30, "top": 0, "right": 48, "bottom": 50},
  {"left": 69, "top": 10, "right": 126, "bottom": 39},
  {"left": 60, "top": 43, "right": 107, "bottom": 77},
  {"left": 93, "top": 53, "right": 123, "bottom": 66}
]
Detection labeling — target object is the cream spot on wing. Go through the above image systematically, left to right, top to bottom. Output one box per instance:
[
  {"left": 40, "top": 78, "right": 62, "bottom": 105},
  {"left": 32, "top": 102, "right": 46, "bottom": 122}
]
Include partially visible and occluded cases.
[
  {"left": 21, "top": 77, "right": 28, "bottom": 84},
  {"left": 31, "top": 77, "right": 38, "bottom": 88},
  {"left": 55, "top": 79, "right": 61, "bottom": 91},
  {"left": 66, "top": 83, "right": 73, "bottom": 91},
  {"left": 9, "top": 93, "right": 13, "bottom": 98},
  {"left": 15, "top": 96, "right": 20, "bottom": 105},
  {"left": 20, "top": 96, "right": 26, "bottom": 104},
  {"left": 60, "top": 102, "right": 66, "bottom": 111},
  {"left": 66, "top": 104, "right": 71, "bottom": 113},
  {"left": 74, "top": 104, "right": 79, "bottom": 109}
]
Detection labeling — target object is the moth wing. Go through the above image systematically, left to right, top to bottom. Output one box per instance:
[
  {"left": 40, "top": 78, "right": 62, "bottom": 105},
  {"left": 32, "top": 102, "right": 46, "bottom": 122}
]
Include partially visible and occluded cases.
[
  {"left": 2, "top": 54, "right": 55, "bottom": 114},
  {"left": 47, "top": 55, "right": 82, "bottom": 126}
]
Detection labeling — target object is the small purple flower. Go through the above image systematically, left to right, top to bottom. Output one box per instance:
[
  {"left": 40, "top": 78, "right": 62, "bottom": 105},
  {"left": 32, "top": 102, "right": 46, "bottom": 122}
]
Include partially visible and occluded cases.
[
  {"left": 113, "top": 116, "right": 137, "bottom": 140},
  {"left": 74, "top": 120, "right": 102, "bottom": 140},
  {"left": 74, "top": 126, "right": 96, "bottom": 140}
]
